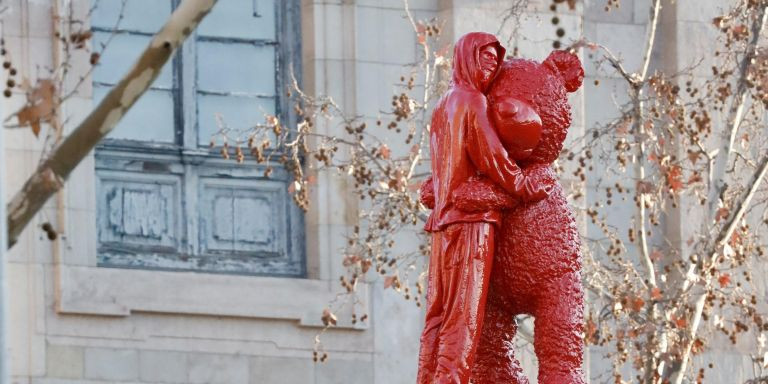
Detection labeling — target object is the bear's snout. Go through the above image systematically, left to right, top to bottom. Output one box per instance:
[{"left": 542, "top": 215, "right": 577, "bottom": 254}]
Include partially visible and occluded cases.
[{"left": 491, "top": 97, "right": 542, "bottom": 161}]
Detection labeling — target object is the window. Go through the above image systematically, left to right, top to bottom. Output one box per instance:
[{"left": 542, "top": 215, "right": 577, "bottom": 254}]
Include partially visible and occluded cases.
[{"left": 91, "top": 0, "right": 304, "bottom": 276}]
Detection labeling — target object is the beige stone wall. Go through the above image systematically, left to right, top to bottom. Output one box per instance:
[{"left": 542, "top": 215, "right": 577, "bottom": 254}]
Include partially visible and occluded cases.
[
  {"left": 2, "top": 0, "right": 759, "bottom": 383},
  {"left": 2, "top": 0, "right": 438, "bottom": 383}
]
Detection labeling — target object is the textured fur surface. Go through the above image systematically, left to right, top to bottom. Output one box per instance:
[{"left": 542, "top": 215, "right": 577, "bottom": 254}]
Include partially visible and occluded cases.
[{"left": 470, "top": 51, "right": 586, "bottom": 384}]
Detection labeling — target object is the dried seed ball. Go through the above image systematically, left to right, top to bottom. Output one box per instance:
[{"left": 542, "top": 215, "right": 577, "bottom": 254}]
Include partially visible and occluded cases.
[
  {"left": 552, "top": 16, "right": 560, "bottom": 25},
  {"left": 556, "top": 28, "right": 566, "bottom": 37},
  {"left": 553, "top": 40, "right": 562, "bottom": 49},
  {"left": 2, "top": 61, "right": 10, "bottom": 69},
  {"left": 9, "top": 68, "right": 16, "bottom": 76},
  {"left": 6, "top": 79, "right": 14, "bottom": 88},
  {"left": 3, "top": 89, "right": 10, "bottom": 98},
  {"left": 41, "top": 222, "right": 53, "bottom": 231}
]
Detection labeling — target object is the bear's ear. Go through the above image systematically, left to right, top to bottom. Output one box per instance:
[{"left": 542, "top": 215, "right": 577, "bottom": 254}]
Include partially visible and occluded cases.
[{"left": 544, "top": 50, "right": 584, "bottom": 93}]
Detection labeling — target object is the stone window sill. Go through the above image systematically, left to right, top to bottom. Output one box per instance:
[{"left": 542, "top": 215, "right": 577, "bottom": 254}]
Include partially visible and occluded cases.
[{"left": 57, "top": 265, "right": 367, "bottom": 330}]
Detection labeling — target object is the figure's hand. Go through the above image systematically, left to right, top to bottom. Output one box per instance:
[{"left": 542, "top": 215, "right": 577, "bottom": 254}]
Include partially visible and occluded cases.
[
  {"left": 522, "top": 164, "right": 557, "bottom": 202},
  {"left": 419, "top": 176, "right": 436, "bottom": 209},
  {"left": 452, "top": 176, "right": 517, "bottom": 212}
]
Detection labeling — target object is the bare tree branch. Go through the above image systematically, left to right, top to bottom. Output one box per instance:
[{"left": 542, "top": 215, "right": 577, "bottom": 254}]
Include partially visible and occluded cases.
[
  {"left": 6, "top": 0, "right": 219, "bottom": 248},
  {"left": 632, "top": 2, "right": 663, "bottom": 382},
  {"left": 707, "top": 4, "right": 768, "bottom": 217},
  {"left": 672, "top": 154, "right": 768, "bottom": 384}
]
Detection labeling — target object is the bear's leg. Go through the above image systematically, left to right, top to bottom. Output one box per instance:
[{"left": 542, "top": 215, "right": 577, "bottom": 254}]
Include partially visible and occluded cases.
[
  {"left": 533, "top": 271, "right": 586, "bottom": 384},
  {"left": 471, "top": 295, "right": 529, "bottom": 384}
]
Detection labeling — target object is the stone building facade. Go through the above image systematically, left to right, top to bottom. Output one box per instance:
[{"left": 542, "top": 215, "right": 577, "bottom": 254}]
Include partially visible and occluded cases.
[{"left": 0, "top": 0, "right": 752, "bottom": 383}]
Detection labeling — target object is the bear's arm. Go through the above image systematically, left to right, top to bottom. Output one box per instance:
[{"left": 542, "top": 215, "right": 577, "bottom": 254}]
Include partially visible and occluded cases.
[
  {"left": 464, "top": 96, "right": 551, "bottom": 203},
  {"left": 419, "top": 176, "right": 435, "bottom": 209},
  {"left": 452, "top": 176, "right": 518, "bottom": 212}
]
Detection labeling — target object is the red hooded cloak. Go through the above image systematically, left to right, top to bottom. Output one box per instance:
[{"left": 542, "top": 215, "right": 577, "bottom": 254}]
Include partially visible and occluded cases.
[{"left": 424, "top": 32, "right": 548, "bottom": 233}]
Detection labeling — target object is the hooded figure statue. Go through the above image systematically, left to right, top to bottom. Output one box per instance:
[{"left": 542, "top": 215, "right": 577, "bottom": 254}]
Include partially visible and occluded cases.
[{"left": 417, "top": 32, "right": 552, "bottom": 384}]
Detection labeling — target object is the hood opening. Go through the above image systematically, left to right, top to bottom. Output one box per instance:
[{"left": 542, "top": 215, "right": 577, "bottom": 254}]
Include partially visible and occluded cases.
[{"left": 451, "top": 32, "right": 506, "bottom": 92}]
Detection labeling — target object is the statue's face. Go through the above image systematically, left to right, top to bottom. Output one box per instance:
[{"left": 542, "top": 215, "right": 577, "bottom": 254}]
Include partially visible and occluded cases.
[
  {"left": 479, "top": 45, "right": 499, "bottom": 91},
  {"left": 491, "top": 97, "right": 542, "bottom": 161}
]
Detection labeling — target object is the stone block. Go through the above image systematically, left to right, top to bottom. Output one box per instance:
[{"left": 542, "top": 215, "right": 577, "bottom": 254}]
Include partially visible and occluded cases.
[
  {"left": 3, "top": 0, "right": 53, "bottom": 38},
  {"left": 357, "top": 0, "right": 437, "bottom": 11},
  {"left": 585, "top": 0, "right": 634, "bottom": 24},
  {"left": 633, "top": 0, "right": 652, "bottom": 24},
  {"left": 676, "top": 0, "right": 728, "bottom": 23},
  {"left": 317, "top": 3, "right": 346, "bottom": 61},
  {"left": 355, "top": 6, "right": 421, "bottom": 65},
  {"left": 516, "top": 13, "right": 582, "bottom": 61},
  {"left": 676, "top": 20, "right": 721, "bottom": 78},
  {"left": 594, "top": 22, "right": 646, "bottom": 75},
  {"left": 3, "top": 36, "right": 54, "bottom": 83},
  {"left": 308, "top": 58, "right": 356, "bottom": 112},
  {"left": 583, "top": 75, "right": 629, "bottom": 128},
  {"left": 4, "top": 148, "right": 35, "bottom": 201},
  {"left": 584, "top": 182, "right": 639, "bottom": 258},
  {"left": 61, "top": 207, "right": 98, "bottom": 267},
  {"left": 8, "top": 262, "right": 46, "bottom": 376},
  {"left": 58, "top": 265, "right": 367, "bottom": 330},
  {"left": 371, "top": 272, "right": 422, "bottom": 384},
  {"left": 46, "top": 344, "right": 83, "bottom": 379},
  {"left": 84, "top": 348, "right": 139, "bottom": 381},
  {"left": 139, "top": 350, "right": 188, "bottom": 383},
  {"left": 692, "top": 352, "right": 753, "bottom": 383},
  {"left": 188, "top": 353, "right": 249, "bottom": 384},
  {"left": 250, "top": 356, "right": 314, "bottom": 384},
  {"left": 316, "top": 358, "right": 373, "bottom": 384},
  {"left": 10, "top": 377, "right": 30, "bottom": 384},
  {"left": 30, "top": 379, "right": 145, "bottom": 384}
]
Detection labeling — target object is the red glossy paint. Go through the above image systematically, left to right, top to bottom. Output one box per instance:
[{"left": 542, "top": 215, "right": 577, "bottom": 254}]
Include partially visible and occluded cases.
[{"left": 417, "top": 34, "right": 585, "bottom": 384}]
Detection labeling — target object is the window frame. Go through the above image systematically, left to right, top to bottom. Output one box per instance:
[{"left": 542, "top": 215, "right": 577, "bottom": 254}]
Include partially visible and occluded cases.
[{"left": 91, "top": 0, "right": 305, "bottom": 277}]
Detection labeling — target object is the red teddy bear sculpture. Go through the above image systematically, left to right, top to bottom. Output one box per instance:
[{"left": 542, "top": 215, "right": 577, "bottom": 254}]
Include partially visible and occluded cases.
[{"left": 420, "top": 50, "right": 585, "bottom": 384}]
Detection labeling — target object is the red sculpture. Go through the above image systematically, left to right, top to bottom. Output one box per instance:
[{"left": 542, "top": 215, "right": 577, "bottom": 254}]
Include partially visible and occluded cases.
[{"left": 417, "top": 32, "right": 585, "bottom": 384}]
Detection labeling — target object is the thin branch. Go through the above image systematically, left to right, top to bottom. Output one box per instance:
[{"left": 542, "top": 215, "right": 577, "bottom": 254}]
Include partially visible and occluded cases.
[
  {"left": 639, "top": 0, "right": 662, "bottom": 81},
  {"left": 629, "top": 1, "right": 663, "bottom": 382},
  {"left": 707, "top": 4, "right": 768, "bottom": 216},
  {"left": 670, "top": 6, "right": 768, "bottom": 382},
  {"left": 672, "top": 154, "right": 768, "bottom": 384},
  {"left": 714, "top": 156, "right": 768, "bottom": 259}
]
